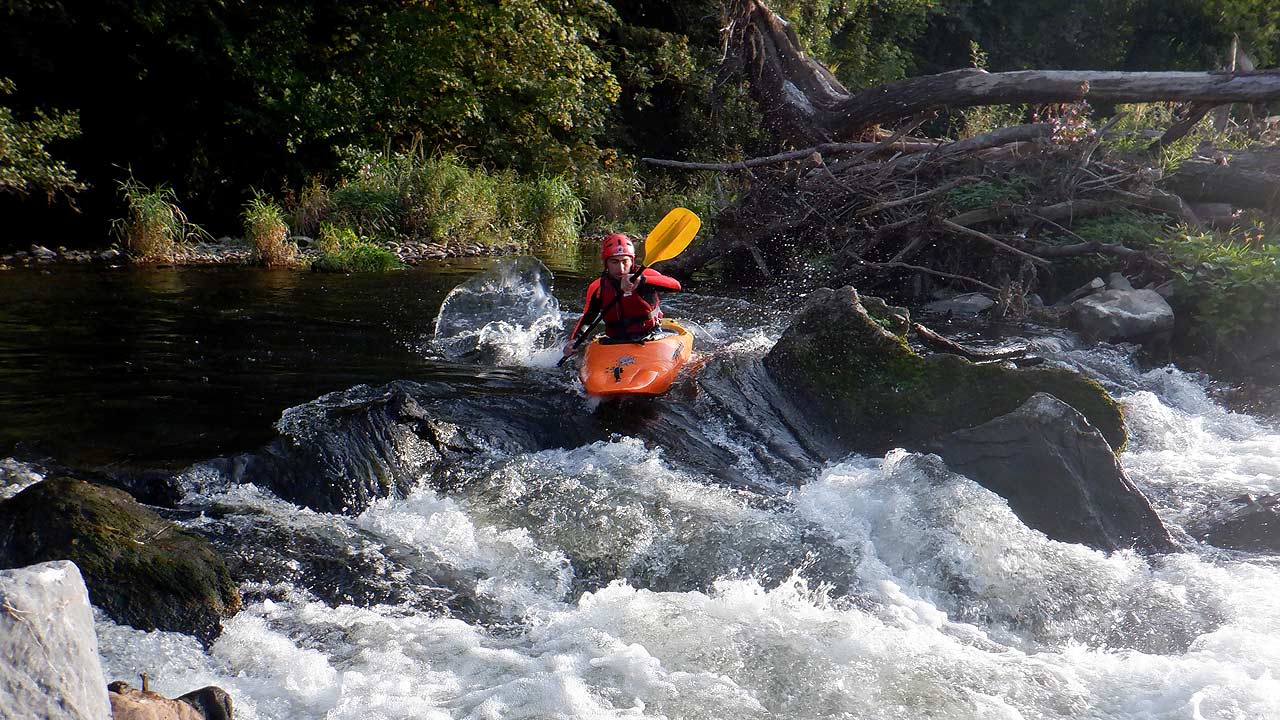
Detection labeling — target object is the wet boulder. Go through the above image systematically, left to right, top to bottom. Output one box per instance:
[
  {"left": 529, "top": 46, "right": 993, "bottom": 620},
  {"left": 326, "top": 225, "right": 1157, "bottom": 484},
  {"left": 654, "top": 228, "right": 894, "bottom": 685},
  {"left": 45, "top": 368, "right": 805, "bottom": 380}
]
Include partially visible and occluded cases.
[
  {"left": 763, "top": 286, "right": 1126, "bottom": 456},
  {"left": 1069, "top": 287, "right": 1174, "bottom": 343},
  {"left": 197, "top": 380, "right": 604, "bottom": 515},
  {"left": 928, "top": 394, "right": 1177, "bottom": 554},
  {"left": 0, "top": 478, "right": 240, "bottom": 646},
  {"left": 1187, "top": 493, "right": 1280, "bottom": 553},
  {"left": 0, "top": 561, "right": 111, "bottom": 720},
  {"left": 108, "top": 682, "right": 233, "bottom": 720}
]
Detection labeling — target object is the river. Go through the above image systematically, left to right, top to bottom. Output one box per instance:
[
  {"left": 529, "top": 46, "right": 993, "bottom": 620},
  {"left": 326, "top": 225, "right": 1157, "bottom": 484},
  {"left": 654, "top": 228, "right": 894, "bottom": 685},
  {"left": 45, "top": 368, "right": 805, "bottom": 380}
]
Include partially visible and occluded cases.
[{"left": 3, "top": 257, "right": 1280, "bottom": 719}]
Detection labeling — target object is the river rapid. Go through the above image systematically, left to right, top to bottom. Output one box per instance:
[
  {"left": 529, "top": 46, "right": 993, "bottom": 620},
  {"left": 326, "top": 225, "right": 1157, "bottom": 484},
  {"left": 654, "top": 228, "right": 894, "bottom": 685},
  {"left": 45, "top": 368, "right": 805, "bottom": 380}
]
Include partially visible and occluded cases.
[{"left": 6, "top": 258, "right": 1280, "bottom": 719}]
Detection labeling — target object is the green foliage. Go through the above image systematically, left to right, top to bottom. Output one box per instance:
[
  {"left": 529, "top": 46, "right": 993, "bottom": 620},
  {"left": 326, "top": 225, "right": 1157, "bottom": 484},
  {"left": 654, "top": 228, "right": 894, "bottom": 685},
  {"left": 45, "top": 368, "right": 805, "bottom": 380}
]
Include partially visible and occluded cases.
[
  {"left": 236, "top": 0, "right": 621, "bottom": 173},
  {"left": 770, "top": 0, "right": 936, "bottom": 87},
  {"left": 915, "top": 0, "right": 1280, "bottom": 74},
  {"left": 0, "top": 77, "right": 84, "bottom": 201},
  {"left": 325, "top": 147, "right": 585, "bottom": 250},
  {"left": 578, "top": 168, "right": 643, "bottom": 225},
  {"left": 111, "top": 176, "right": 199, "bottom": 262},
  {"left": 518, "top": 176, "right": 585, "bottom": 248},
  {"left": 945, "top": 177, "right": 1031, "bottom": 211},
  {"left": 291, "top": 178, "right": 332, "bottom": 237},
  {"left": 243, "top": 193, "right": 297, "bottom": 267},
  {"left": 1070, "top": 212, "right": 1169, "bottom": 247},
  {"left": 311, "top": 224, "right": 403, "bottom": 273},
  {"left": 1149, "top": 226, "right": 1280, "bottom": 351}
]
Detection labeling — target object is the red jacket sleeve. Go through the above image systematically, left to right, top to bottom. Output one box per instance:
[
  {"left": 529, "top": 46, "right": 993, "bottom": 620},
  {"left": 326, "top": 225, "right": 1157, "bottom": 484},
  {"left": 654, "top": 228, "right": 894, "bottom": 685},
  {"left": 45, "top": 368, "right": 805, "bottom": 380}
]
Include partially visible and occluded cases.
[{"left": 638, "top": 268, "right": 681, "bottom": 291}]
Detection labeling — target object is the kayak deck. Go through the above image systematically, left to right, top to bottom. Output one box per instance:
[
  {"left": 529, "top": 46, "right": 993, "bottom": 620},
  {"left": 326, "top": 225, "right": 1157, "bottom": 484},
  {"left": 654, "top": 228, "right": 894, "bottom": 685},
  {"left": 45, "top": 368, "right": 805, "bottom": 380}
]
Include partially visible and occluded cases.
[{"left": 579, "top": 320, "right": 693, "bottom": 397}]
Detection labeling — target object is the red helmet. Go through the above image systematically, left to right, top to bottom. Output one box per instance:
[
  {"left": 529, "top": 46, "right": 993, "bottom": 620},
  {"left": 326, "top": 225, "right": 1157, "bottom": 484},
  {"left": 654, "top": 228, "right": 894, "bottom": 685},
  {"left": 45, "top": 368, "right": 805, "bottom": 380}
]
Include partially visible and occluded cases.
[{"left": 601, "top": 233, "right": 635, "bottom": 261}]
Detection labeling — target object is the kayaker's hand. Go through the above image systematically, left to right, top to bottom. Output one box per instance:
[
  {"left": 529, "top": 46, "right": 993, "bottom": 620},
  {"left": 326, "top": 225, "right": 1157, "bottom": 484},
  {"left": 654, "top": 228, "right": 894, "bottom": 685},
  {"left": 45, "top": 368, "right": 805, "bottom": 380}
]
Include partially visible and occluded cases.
[
  {"left": 620, "top": 272, "right": 640, "bottom": 295},
  {"left": 562, "top": 341, "right": 577, "bottom": 357}
]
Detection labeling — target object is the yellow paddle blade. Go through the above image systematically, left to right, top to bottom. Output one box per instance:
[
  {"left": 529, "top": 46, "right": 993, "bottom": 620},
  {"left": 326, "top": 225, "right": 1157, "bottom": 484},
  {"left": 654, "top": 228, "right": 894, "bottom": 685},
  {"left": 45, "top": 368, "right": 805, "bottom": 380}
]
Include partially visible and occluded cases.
[{"left": 643, "top": 208, "right": 701, "bottom": 265}]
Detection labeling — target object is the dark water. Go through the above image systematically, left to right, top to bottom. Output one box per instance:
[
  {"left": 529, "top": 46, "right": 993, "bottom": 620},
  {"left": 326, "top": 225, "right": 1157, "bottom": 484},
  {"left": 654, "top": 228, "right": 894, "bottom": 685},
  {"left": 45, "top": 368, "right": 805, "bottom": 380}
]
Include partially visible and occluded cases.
[{"left": 0, "top": 259, "right": 599, "bottom": 470}]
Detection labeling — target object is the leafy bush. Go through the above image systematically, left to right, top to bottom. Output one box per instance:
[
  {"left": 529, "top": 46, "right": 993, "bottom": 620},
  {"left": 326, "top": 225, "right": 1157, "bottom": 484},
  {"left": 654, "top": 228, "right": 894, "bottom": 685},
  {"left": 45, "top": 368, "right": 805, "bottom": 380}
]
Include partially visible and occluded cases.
[
  {"left": 0, "top": 77, "right": 84, "bottom": 201},
  {"left": 110, "top": 176, "right": 198, "bottom": 262},
  {"left": 243, "top": 194, "right": 297, "bottom": 267},
  {"left": 311, "top": 224, "right": 402, "bottom": 273},
  {"left": 1149, "top": 227, "right": 1280, "bottom": 352}
]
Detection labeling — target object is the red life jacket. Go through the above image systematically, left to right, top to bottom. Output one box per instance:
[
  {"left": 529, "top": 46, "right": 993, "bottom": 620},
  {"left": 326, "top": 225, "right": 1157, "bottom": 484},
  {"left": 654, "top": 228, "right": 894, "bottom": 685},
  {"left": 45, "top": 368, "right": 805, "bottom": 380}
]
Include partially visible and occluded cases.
[{"left": 571, "top": 268, "right": 682, "bottom": 341}]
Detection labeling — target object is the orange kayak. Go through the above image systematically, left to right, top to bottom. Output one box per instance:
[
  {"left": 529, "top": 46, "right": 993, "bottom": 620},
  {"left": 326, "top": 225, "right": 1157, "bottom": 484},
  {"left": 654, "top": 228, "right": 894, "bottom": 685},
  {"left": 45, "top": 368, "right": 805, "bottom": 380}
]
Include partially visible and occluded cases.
[{"left": 579, "top": 320, "right": 694, "bottom": 397}]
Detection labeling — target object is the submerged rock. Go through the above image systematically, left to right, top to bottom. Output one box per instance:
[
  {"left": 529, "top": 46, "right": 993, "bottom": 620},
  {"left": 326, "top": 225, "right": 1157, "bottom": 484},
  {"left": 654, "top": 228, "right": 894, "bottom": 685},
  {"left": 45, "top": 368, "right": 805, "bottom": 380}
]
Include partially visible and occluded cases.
[
  {"left": 763, "top": 286, "right": 1126, "bottom": 455},
  {"left": 929, "top": 394, "right": 1177, "bottom": 554},
  {"left": 0, "top": 478, "right": 240, "bottom": 646},
  {"left": 1187, "top": 493, "right": 1280, "bottom": 553},
  {"left": 0, "top": 561, "right": 111, "bottom": 720},
  {"left": 108, "top": 682, "right": 233, "bottom": 720}
]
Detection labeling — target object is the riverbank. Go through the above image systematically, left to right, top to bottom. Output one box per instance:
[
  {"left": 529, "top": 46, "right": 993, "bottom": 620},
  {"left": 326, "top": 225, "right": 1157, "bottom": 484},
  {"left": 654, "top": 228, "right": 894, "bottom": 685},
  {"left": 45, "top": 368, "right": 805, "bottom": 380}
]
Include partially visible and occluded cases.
[{"left": 1, "top": 235, "right": 533, "bottom": 270}]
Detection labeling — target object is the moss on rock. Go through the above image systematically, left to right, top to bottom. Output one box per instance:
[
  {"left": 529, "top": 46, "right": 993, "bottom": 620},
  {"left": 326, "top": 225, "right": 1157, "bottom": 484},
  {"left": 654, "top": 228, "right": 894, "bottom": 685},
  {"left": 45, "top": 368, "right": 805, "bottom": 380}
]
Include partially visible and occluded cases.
[
  {"left": 763, "top": 287, "right": 1126, "bottom": 454},
  {"left": 0, "top": 477, "right": 239, "bottom": 645}
]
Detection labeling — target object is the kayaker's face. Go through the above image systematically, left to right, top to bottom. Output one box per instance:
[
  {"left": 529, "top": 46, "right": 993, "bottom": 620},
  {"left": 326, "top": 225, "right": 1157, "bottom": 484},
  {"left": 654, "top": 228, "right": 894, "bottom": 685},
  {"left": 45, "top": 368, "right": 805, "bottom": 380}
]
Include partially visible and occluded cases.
[{"left": 605, "top": 255, "right": 633, "bottom": 279}]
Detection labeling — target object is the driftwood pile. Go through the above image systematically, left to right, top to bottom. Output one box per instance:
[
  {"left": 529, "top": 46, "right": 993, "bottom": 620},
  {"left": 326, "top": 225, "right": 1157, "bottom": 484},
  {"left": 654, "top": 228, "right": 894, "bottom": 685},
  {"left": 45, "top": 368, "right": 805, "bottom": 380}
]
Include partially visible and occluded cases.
[{"left": 652, "top": 0, "right": 1280, "bottom": 303}]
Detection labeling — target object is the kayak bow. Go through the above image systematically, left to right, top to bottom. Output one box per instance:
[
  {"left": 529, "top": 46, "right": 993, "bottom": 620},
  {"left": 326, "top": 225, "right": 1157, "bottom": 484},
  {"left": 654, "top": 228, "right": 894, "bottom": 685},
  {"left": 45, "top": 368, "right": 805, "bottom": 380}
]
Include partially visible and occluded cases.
[{"left": 579, "top": 320, "right": 693, "bottom": 397}]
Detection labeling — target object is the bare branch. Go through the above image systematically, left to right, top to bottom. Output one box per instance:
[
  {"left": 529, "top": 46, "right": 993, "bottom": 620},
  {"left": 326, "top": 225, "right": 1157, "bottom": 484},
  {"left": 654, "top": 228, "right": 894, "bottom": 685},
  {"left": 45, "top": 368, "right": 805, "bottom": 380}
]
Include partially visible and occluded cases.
[{"left": 940, "top": 219, "right": 1051, "bottom": 265}]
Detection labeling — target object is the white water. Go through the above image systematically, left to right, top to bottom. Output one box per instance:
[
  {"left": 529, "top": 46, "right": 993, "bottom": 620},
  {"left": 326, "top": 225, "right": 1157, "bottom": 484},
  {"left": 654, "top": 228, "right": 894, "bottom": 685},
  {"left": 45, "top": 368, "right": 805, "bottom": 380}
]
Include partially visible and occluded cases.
[{"left": 76, "top": 287, "right": 1280, "bottom": 719}]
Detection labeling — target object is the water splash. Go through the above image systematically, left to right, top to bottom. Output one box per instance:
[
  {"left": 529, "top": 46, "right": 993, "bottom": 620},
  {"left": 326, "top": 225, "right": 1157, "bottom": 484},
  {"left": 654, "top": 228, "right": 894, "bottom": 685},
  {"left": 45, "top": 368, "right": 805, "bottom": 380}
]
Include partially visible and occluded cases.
[{"left": 431, "top": 257, "right": 564, "bottom": 366}]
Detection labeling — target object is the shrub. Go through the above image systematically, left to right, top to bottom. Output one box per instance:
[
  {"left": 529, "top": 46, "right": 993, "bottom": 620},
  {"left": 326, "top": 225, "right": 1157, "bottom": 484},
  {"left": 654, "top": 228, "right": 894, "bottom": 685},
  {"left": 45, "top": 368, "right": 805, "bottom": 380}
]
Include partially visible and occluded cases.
[
  {"left": 110, "top": 176, "right": 196, "bottom": 262},
  {"left": 291, "top": 177, "right": 331, "bottom": 236},
  {"left": 243, "top": 193, "right": 297, "bottom": 267},
  {"left": 311, "top": 223, "right": 402, "bottom": 272},
  {"left": 1149, "top": 226, "right": 1280, "bottom": 353}
]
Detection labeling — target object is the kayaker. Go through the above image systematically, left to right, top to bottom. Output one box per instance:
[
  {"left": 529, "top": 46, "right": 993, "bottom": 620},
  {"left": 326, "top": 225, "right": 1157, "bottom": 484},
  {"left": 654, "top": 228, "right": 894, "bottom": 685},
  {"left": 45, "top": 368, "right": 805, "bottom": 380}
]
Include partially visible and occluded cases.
[{"left": 562, "top": 233, "right": 682, "bottom": 356}]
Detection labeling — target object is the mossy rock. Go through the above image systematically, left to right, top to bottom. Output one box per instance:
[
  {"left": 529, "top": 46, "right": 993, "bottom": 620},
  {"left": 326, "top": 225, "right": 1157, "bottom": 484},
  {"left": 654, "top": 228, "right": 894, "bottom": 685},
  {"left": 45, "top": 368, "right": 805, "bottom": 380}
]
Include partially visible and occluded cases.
[
  {"left": 764, "top": 287, "right": 1126, "bottom": 455},
  {"left": 0, "top": 477, "right": 240, "bottom": 645}
]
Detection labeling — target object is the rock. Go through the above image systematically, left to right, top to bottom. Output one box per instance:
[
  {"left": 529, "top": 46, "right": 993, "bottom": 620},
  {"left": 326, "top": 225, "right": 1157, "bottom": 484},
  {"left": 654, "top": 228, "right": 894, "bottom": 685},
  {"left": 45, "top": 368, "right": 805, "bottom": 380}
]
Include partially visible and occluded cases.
[
  {"left": 30, "top": 244, "right": 57, "bottom": 260},
  {"left": 96, "top": 249, "right": 122, "bottom": 262},
  {"left": 1106, "top": 272, "right": 1134, "bottom": 291},
  {"left": 1058, "top": 277, "right": 1106, "bottom": 306},
  {"left": 763, "top": 287, "right": 1126, "bottom": 457},
  {"left": 1069, "top": 288, "right": 1174, "bottom": 343},
  {"left": 923, "top": 292, "right": 994, "bottom": 315},
  {"left": 859, "top": 295, "right": 911, "bottom": 334},
  {"left": 194, "top": 380, "right": 604, "bottom": 515},
  {"left": 929, "top": 393, "right": 1177, "bottom": 554},
  {"left": 0, "top": 478, "right": 240, "bottom": 646},
  {"left": 1187, "top": 493, "right": 1280, "bottom": 552},
  {"left": 0, "top": 561, "right": 111, "bottom": 720},
  {"left": 108, "top": 681, "right": 232, "bottom": 720},
  {"left": 175, "top": 686, "right": 233, "bottom": 720}
]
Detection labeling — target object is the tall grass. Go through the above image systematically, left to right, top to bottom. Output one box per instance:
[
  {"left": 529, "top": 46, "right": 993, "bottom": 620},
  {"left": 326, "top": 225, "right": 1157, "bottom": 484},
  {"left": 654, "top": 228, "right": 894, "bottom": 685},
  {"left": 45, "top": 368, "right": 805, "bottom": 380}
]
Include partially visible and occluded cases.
[
  {"left": 322, "top": 147, "right": 589, "bottom": 250},
  {"left": 111, "top": 176, "right": 197, "bottom": 262},
  {"left": 243, "top": 194, "right": 297, "bottom": 267},
  {"left": 311, "top": 223, "right": 402, "bottom": 273}
]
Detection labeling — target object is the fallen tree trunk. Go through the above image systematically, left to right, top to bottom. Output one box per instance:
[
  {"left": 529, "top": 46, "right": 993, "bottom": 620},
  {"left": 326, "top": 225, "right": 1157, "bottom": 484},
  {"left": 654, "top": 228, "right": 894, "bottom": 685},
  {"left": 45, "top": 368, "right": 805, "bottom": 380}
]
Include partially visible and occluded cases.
[
  {"left": 726, "top": 0, "right": 1280, "bottom": 145},
  {"left": 1162, "top": 161, "right": 1280, "bottom": 210}
]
